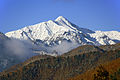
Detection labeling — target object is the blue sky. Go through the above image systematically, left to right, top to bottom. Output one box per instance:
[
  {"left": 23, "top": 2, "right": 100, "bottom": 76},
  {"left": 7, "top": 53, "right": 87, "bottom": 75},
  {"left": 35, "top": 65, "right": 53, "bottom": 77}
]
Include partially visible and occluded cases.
[{"left": 0, "top": 0, "right": 120, "bottom": 33}]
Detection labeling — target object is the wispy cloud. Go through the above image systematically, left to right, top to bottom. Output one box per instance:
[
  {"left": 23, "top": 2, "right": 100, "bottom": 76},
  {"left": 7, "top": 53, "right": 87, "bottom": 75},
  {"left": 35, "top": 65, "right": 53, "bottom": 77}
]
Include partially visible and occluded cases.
[{"left": 4, "top": 38, "right": 34, "bottom": 60}]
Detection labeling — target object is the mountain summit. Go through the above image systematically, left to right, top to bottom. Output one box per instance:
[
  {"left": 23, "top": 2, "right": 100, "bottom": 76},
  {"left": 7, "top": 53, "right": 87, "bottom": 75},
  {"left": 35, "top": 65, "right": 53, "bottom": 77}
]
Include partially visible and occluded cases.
[
  {"left": 5, "top": 16, "right": 120, "bottom": 53},
  {"left": 55, "top": 16, "right": 67, "bottom": 21}
]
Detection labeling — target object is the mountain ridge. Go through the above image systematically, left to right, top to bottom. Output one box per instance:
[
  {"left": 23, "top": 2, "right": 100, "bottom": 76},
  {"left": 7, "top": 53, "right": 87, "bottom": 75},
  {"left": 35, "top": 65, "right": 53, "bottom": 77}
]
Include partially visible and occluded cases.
[{"left": 5, "top": 16, "right": 120, "bottom": 54}]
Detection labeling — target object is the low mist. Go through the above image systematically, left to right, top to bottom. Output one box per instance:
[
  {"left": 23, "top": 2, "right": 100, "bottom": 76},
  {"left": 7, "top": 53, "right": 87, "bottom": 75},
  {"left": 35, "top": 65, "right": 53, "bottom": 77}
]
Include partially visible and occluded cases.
[
  {"left": 3, "top": 38, "right": 80, "bottom": 60},
  {"left": 4, "top": 38, "right": 35, "bottom": 60},
  {"left": 34, "top": 40, "right": 80, "bottom": 54},
  {"left": 47, "top": 41, "right": 80, "bottom": 54}
]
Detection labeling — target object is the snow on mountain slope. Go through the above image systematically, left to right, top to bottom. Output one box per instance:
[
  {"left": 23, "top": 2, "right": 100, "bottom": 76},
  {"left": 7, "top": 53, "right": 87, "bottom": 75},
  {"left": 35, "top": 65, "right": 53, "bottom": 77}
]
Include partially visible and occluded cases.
[
  {"left": 5, "top": 16, "right": 120, "bottom": 54},
  {"left": 5, "top": 16, "right": 95, "bottom": 45},
  {"left": 89, "top": 31, "right": 120, "bottom": 45}
]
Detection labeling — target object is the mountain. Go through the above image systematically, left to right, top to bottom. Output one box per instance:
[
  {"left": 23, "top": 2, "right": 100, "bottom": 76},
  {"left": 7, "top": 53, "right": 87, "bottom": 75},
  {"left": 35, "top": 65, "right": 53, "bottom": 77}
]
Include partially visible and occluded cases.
[
  {"left": 5, "top": 16, "right": 120, "bottom": 54},
  {"left": 0, "top": 32, "right": 8, "bottom": 41},
  {"left": 1, "top": 43, "right": 120, "bottom": 80}
]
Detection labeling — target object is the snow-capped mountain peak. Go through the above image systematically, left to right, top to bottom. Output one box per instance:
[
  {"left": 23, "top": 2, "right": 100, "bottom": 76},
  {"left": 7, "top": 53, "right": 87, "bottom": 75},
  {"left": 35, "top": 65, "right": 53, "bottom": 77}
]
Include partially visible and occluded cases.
[
  {"left": 5, "top": 16, "right": 120, "bottom": 54},
  {"left": 6, "top": 16, "right": 80, "bottom": 41},
  {"left": 55, "top": 16, "right": 66, "bottom": 21},
  {"left": 55, "top": 16, "right": 70, "bottom": 24},
  {"left": 55, "top": 16, "right": 79, "bottom": 31}
]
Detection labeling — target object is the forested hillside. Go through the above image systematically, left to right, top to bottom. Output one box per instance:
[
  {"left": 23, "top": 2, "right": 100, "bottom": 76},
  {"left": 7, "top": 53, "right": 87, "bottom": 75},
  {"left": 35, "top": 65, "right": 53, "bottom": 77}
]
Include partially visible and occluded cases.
[{"left": 0, "top": 43, "right": 120, "bottom": 80}]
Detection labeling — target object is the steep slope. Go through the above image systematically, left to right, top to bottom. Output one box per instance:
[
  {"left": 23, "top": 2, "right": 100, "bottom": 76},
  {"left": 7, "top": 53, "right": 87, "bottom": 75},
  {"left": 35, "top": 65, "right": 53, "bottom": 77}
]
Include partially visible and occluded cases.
[
  {"left": 5, "top": 16, "right": 120, "bottom": 54},
  {"left": 0, "top": 32, "right": 9, "bottom": 41},
  {"left": 1, "top": 43, "right": 120, "bottom": 80},
  {"left": 69, "top": 57, "right": 120, "bottom": 80}
]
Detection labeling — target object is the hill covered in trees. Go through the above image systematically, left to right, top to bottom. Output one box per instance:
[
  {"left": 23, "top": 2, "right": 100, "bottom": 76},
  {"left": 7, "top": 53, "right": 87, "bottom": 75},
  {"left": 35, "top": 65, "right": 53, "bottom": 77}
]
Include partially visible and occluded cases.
[
  {"left": 0, "top": 43, "right": 120, "bottom": 80},
  {"left": 69, "top": 57, "right": 120, "bottom": 80}
]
